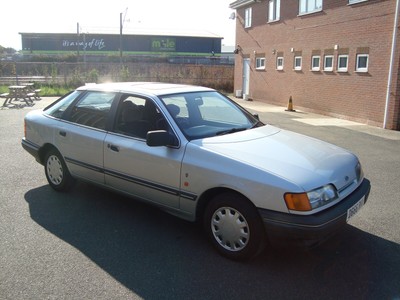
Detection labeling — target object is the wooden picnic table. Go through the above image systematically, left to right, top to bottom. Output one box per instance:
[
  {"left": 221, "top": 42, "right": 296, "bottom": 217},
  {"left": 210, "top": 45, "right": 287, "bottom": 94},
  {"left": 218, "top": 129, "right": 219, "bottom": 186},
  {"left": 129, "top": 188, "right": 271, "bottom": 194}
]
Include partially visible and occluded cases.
[
  {"left": 21, "top": 82, "right": 41, "bottom": 100},
  {"left": 1, "top": 85, "right": 35, "bottom": 107}
]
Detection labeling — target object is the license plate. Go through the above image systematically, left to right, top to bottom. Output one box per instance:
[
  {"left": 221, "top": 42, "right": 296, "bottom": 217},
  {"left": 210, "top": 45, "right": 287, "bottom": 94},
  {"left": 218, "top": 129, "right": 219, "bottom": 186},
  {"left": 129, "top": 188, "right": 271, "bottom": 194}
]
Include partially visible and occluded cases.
[{"left": 346, "top": 197, "right": 365, "bottom": 222}]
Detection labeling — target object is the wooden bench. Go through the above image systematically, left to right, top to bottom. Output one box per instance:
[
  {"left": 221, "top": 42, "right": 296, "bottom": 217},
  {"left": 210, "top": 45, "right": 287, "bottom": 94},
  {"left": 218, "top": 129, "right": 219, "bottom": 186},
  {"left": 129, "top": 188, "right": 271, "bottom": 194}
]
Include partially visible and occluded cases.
[{"left": 34, "top": 89, "right": 41, "bottom": 100}]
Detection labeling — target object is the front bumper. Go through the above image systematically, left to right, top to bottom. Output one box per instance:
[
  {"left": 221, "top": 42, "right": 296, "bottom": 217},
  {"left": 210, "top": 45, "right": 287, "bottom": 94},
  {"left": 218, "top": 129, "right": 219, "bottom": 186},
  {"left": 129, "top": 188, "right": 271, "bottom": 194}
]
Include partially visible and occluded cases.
[{"left": 258, "top": 178, "right": 371, "bottom": 248}]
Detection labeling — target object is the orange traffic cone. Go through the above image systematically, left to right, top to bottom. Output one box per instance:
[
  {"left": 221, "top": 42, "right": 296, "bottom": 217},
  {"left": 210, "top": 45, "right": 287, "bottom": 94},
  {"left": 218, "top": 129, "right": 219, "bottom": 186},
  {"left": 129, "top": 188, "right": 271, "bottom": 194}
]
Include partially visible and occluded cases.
[{"left": 285, "top": 96, "right": 296, "bottom": 112}]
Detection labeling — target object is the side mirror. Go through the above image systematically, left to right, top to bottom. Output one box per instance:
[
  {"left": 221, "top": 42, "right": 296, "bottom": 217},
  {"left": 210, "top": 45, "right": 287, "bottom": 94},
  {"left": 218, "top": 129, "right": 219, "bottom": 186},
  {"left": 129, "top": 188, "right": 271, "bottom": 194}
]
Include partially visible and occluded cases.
[
  {"left": 253, "top": 113, "right": 260, "bottom": 120},
  {"left": 146, "top": 130, "right": 177, "bottom": 147}
]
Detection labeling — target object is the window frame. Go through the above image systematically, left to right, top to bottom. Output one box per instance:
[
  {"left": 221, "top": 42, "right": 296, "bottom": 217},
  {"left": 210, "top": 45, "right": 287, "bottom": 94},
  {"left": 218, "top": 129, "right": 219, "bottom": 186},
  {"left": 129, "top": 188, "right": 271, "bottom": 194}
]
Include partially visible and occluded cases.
[
  {"left": 268, "top": 0, "right": 281, "bottom": 22},
  {"left": 299, "top": 0, "right": 323, "bottom": 15},
  {"left": 245, "top": 7, "right": 252, "bottom": 28},
  {"left": 337, "top": 54, "right": 349, "bottom": 72},
  {"left": 356, "top": 54, "right": 369, "bottom": 72},
  {"left": 311, "top": 55, "right": 321, "bottom": 71},
  {"left": 324, "top": 55, "right": 334, "bottom": 72},
  {"left": 276, "top": 56, "right": 284, "bottom": 70},
  {"left": 294, "top": 56, "right": 302, "bottom": 71},
  {"left": 256, "top": 57, "right": 266, "bottom": 70}
]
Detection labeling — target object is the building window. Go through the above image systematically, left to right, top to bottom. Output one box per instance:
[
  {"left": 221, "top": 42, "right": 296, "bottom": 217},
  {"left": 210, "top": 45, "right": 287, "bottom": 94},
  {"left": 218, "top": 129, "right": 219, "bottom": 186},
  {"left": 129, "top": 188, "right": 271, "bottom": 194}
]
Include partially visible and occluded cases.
[
  {"left": 268, "top": 0, "right": 280, "bottom": 22},
  {"left": 299, "top": 0, "right": 323, "bottom": 15},
  {"left": 245, "top": 7, "right": 252, "bottom": 28},
  {"left": 356, "top": 54, "right": 369, "bottom": 72},
  {"left": 324, "top": 55, "right": 334, "bottom": 72},
  {"left": 337, "top": 55, "right": 349, "bottom": 72},
  {"left": 277, "top": 56, "right": 284, "bottom": 70},
  {"left": 294, "top": 56, "right": 302, "bottom": 70},
  {"left": 311, "top": 56, "right": 320, "bottom": 71},
  {"left": 256, "top": 57, "right": 266, "bottom": 70}
]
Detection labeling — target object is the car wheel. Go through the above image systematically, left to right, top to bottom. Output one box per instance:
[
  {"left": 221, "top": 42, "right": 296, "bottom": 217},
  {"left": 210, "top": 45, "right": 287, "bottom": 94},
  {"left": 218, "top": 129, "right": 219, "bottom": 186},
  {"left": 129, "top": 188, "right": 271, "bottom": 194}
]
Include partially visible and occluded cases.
[
  {"left": 44, "top": 149, "right": 74, "bottom": 192},
  {"left": 204, "top": 192, "right": 266, "bottom": 260}
]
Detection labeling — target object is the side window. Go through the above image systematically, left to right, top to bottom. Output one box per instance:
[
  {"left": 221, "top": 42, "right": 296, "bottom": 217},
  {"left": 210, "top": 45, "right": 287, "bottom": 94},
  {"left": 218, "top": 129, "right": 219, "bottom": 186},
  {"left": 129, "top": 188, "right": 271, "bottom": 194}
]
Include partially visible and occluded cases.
[
  {"left": 44, "top": 90, "right": 82, "bottom": 118},
  {"left": 69, "top": 91, "right": 116, "bottom": 129},
  {"left": 115, "top": 95, "right": 165, "bottom": 139}
]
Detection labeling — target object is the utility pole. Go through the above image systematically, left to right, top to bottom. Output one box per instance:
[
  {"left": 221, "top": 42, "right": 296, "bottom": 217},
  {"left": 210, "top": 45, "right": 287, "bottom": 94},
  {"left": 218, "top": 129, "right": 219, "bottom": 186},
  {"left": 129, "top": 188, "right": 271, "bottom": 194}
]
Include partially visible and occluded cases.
[
  {"left": 119, "top": 8, "right": 128, "bottom": 65},
  {"left": 119, "top": 13, "right": 123, "bottom": 65},
  {"left": 77, "top": 22, "right": 80, "bottom": 61}
]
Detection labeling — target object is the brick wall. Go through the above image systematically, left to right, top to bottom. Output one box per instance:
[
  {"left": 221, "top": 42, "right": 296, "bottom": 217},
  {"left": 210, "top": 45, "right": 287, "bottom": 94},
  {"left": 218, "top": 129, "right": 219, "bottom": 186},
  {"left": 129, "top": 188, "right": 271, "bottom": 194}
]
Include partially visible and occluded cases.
[{"left": 233, "top": 0, "right": 400, "bottom": 129}]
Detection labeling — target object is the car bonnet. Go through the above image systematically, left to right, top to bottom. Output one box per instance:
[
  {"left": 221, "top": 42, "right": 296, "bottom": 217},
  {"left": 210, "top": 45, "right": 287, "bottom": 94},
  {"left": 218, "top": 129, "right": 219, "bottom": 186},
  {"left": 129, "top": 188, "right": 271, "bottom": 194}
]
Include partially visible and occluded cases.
[{"left": 196, "top": 125, "right": 360, "bottom": 192}]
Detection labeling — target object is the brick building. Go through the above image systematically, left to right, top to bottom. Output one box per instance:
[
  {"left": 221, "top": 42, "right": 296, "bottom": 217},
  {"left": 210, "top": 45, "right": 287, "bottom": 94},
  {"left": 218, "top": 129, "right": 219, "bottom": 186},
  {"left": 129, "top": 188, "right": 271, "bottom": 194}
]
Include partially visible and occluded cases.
[{"left": 229, "top": 0, "right": 400, "bottom": 130}]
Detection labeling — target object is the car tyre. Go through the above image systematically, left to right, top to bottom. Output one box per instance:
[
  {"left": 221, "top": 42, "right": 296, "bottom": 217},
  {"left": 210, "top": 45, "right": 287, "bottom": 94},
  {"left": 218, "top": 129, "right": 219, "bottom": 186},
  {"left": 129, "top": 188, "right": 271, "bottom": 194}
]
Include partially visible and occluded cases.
[
  {"left": 44, "top": 149, "right": 74, "bottom": 192},
  {"left": 204, "top": 192, "right": 266, "bottom": 260}
]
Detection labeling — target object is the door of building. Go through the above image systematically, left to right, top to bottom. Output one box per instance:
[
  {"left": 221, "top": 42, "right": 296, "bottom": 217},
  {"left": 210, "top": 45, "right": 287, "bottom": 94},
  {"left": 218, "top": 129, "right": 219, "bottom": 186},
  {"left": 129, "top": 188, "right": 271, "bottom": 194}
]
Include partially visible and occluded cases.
[{"left": 242, "top": 58, "right": 250, "bottom": 99}]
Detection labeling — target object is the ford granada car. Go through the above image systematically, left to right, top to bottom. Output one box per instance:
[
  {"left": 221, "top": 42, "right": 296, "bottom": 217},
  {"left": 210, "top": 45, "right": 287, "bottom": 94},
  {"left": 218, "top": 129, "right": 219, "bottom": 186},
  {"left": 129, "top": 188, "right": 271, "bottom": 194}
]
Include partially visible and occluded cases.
[{"left": 22, "top": 82, "right": 370, "bottom": 260}]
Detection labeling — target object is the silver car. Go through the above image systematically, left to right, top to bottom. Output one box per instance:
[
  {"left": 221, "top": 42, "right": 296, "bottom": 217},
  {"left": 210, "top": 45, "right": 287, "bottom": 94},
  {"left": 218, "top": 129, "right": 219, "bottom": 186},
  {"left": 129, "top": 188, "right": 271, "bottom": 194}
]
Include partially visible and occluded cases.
[{"left": 22, "top": 82, "right": 371, "bottom": 260}]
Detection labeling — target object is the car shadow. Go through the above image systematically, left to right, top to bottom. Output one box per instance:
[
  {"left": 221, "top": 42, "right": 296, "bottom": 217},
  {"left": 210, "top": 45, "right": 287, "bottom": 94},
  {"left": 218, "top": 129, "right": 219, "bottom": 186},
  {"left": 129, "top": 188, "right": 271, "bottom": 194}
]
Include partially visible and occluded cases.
[{"left": 25, "top": 183, "right": 400, "bottom": 299}]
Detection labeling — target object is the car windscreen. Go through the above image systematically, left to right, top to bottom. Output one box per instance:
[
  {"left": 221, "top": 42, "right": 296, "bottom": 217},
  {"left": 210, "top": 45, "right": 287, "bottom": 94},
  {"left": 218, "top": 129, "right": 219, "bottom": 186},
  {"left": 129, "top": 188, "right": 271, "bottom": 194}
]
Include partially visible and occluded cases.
[{"left": 160, "top": 91, "right": 262, "bottom": 140}]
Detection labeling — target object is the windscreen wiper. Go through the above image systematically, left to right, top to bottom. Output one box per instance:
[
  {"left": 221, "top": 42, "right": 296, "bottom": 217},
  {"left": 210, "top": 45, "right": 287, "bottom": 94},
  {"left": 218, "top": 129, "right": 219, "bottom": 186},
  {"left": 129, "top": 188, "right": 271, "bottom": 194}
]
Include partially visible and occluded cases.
[{"left": 216, "top": 127, "right": 247, "bottom": 136}]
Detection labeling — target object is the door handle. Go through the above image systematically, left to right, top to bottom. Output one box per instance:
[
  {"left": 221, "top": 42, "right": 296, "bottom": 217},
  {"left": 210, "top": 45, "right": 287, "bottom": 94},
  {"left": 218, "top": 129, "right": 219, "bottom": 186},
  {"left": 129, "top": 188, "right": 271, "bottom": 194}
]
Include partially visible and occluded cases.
[
  {"left": 59, "top": 131, "right": 66, "bottom": 137},
  {"left": 108, "top": 144, "right": 120, "bottom": 152}
]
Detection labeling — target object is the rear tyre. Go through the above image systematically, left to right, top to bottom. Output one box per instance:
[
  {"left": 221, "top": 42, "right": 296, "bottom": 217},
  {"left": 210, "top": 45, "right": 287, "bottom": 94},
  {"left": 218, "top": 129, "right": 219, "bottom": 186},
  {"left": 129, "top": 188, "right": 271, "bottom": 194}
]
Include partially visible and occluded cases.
[
  {"left": 44, "top": 149, "right": 74, "bottom": 192},
  {"left": 204, "top": 192, "right": 266, "bottom": 260}
]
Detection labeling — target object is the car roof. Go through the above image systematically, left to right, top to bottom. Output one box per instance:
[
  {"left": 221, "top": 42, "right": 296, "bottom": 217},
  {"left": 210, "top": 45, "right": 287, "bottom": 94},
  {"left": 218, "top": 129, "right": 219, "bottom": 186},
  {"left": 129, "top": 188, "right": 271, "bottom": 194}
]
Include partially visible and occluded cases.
[{"left": 76, "top": 82, "right": 214, "bottom": 96}]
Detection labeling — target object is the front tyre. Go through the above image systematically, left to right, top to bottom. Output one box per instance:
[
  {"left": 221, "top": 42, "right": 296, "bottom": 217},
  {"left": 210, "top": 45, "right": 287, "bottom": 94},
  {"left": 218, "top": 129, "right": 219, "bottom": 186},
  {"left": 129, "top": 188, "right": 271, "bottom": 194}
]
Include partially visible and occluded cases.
[
  {"left": 44, "top": 149, "right": 74, "bottom": 192},
  {"left": 204, "top": 192, "right": 266, "bottom": 260}
]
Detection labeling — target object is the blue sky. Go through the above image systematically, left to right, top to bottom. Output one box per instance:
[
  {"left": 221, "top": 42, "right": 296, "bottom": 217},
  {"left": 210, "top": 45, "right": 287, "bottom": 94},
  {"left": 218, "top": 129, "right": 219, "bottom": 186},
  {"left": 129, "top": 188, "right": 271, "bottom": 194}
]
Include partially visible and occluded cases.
[{"left": 1, "top": 0, "right": 236, "bottom": 50}]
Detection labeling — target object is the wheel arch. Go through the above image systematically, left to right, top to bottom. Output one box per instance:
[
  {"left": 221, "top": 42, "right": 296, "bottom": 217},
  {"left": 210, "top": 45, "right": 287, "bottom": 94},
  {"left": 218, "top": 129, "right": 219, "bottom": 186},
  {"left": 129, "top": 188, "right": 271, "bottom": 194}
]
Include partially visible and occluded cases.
[
  {"left": 38, "top": 143, "right": 60, "bottom": 165},
  {"left": 195, "top": 187, "right": 258, "bottom": 222}
]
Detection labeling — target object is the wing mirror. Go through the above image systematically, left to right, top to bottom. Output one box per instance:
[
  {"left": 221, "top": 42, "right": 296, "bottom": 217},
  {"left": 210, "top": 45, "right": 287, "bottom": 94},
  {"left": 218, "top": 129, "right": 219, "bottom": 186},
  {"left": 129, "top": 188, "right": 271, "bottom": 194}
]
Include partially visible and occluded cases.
[{"left": 146, "top": 130, "right": 178, "bottom": 147}]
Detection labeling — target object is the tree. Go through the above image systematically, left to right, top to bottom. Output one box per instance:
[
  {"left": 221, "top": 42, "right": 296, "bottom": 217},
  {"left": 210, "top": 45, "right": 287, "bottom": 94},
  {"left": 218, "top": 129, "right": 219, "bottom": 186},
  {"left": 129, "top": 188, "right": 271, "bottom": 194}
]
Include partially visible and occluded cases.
[{"left": 0, "top": 45, "right": 17, "bottom": 55}]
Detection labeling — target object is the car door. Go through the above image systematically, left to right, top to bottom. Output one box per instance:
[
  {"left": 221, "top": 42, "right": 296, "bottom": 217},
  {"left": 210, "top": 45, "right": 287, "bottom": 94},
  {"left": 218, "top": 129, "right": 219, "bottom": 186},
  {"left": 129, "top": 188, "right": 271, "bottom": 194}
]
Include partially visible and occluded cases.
[
  {"left": 56, "top": 91, "right": 117, "bottom": 184},
  {"left": 103, "top": 94, "right": 184, "bottom": 208}
]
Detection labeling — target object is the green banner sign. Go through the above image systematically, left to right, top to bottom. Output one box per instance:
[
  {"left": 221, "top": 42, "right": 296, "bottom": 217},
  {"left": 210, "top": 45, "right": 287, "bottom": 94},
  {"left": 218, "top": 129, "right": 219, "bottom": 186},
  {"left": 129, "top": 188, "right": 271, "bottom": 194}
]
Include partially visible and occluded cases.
[{"left": 151, "top": 38, "right": 176, "bottom": 52}]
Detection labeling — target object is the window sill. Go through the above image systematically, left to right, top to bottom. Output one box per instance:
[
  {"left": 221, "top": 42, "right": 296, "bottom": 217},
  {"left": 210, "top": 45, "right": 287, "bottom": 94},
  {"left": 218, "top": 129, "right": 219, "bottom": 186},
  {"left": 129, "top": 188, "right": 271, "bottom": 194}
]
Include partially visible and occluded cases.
[
  {"left": 348, "top": 0, "right": 368, "bottom": 5},
  {"left": 298, "top": 9, "right": 323, "bottom": 17},
  {"left": 267, "top": 19, "right": 280, "bottom": 24},
  {"left": 355, "top": 70, "right": 369, "bottom": 73}
]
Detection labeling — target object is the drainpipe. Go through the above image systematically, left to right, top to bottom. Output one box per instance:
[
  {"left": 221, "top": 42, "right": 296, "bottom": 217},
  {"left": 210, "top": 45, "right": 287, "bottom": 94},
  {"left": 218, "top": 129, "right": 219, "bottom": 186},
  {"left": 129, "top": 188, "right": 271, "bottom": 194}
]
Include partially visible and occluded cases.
[{"left": 384, "top": 0, "right": 400, "bottom": 129}]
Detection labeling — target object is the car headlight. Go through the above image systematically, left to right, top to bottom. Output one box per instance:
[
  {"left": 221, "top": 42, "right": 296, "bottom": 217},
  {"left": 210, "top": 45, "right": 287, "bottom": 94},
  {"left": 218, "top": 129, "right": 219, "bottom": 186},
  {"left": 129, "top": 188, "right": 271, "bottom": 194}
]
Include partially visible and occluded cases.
[{"left": 284, "top": 184, "right": 339, "bottom": 211}]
